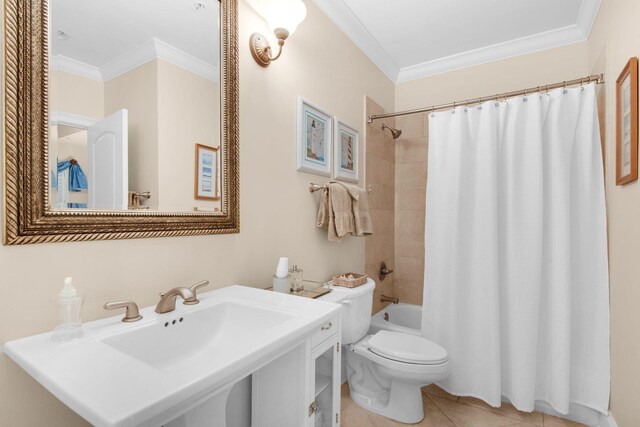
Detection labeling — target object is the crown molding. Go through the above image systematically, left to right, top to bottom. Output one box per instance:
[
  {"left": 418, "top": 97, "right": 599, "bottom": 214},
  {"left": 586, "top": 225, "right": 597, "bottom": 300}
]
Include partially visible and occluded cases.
[
  {"left": 309, "top": 0, "right": 400, "bottom": 82},
  {"left": 312, "top": 0, "right": 602, "bottom": 84},
  {"left": 576, "top": 0, "right": 602, "bottom": 38},
  {"left": 396, "top": 24, "right": 587, "bottom": 83},
  {"left": 51, "top": 38, "right": 219, "bottom": 83},
  {"left": 101, "top": 38, "right": 219, "bottom": 82},
  {"left": 98, "top": 39, "right": 156, "bottom": 82},
  {"left": 153, "top": 39, "right": 220, "bottom": 83},
  {"left": 50, "top": 55, "right": 102, "bottom": 81},
  {"left": 50, "top": 111, "right": 98, "bottom": 128}
]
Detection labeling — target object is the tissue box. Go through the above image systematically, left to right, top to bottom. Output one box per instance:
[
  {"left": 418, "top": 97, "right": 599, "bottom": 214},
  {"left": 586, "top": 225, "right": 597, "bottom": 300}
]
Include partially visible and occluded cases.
[{"left": 331, "top": 273, "right": 368, "bottom": 288}]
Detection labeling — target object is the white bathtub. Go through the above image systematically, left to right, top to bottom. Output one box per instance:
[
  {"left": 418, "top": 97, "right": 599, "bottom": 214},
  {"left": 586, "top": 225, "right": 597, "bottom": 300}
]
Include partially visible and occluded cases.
[{"left": 369, "top": 303, "right": 422, "bottom": 336}]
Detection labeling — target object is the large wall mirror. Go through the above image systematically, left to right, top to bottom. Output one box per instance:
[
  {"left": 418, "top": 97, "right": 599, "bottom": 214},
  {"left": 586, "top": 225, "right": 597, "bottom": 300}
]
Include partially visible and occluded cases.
[{"left": 3, "top": 0, "right": 239, "bottom": 244}]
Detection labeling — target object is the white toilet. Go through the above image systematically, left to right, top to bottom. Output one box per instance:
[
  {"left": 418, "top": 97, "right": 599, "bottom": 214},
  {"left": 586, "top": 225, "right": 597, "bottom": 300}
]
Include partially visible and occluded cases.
[{"left": 321, "top": 279, "right": 449, "bottom": 424}]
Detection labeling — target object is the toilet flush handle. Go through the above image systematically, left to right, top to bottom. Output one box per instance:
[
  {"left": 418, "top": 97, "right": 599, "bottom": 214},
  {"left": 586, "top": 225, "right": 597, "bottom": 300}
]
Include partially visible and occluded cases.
[{"left": 341, "top": 300, "right": 353, "bottom": 306}]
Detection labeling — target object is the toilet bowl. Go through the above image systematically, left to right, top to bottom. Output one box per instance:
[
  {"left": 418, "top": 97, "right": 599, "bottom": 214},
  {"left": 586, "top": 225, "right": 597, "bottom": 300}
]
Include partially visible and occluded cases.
[
  {"left": 320, "top": 279, "right": 450, "bottom": 424},
  {"left": 346, "top": 331, "right": 449, "bottom": 423}
]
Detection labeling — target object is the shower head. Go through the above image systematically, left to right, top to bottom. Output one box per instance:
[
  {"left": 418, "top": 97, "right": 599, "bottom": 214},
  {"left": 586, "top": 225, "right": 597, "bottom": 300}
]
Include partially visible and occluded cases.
[{"left": 382, "top": 124, "right": 402, "bottom": 140}]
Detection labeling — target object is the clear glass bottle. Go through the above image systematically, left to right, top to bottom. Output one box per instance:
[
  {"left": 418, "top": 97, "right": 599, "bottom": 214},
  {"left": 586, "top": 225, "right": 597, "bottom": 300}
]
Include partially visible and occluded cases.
[
  {"left": 289, "top": 265, "right": 304, "bottom": 293},
  {"left": 52, "top": 277, "right": 83, "bottom": 342}
]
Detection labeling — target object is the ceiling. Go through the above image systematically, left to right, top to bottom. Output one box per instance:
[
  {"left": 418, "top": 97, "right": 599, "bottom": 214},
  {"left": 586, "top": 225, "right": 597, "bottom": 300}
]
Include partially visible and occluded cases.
[
  {"left": 50, "top": 0, "right": 219, "bottom": 81},
  {"left": 311, "top": 0, "right": 602, "bottom": 83}
]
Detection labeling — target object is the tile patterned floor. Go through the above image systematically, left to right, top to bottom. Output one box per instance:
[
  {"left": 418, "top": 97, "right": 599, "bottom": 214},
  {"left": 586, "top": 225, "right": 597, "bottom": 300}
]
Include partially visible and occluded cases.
[{"left": 341, "top": 383, "right": 587, "bottom": 427}]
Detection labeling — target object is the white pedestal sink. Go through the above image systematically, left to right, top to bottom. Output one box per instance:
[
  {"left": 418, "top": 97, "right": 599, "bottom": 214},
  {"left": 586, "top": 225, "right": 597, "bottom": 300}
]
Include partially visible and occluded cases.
[
  {"left": 4, "top": 285, "right": 341, "bottom": 427},
  {"left": 98, "top": 299, "right": 294, "bottom": 371}
]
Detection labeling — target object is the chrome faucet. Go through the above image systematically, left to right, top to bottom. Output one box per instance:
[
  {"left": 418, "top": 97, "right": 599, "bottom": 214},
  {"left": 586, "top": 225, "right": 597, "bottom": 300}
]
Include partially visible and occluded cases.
[{"left": 155, "top": 287, "right": 198, "bottom": 314}]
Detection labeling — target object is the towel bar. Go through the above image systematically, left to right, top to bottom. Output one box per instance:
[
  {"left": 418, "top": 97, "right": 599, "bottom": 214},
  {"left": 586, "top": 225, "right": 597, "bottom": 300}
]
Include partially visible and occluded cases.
[{"left": 309, "top": 182, "right": 373, "bottom": 193}]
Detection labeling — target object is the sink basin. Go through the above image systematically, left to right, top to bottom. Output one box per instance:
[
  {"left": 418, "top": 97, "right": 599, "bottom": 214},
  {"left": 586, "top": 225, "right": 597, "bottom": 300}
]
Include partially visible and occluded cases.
[
  {"left": 4, "top": 285, "right": 340, "bottom": 427},
  {"left": 99, "top": 300, "right": 294, "bottom": 371}
]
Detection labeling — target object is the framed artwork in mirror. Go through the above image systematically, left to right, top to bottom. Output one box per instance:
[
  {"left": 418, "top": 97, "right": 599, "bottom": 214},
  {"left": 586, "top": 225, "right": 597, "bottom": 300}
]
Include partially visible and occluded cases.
[
  {"left": 2, "top": 0, "right": 240, "bottom": 244},
  {"left": 616, "top": 57, "right": 638, "bottom": 186},
  {"left": 297, "top": 97, "right": 332, "bottom": 177},
  {"left": 333, "top": 119, "right": 358, "bottom": 183},
  {"left": 195, "top": 144, "right": 219, "bottom": 201}
]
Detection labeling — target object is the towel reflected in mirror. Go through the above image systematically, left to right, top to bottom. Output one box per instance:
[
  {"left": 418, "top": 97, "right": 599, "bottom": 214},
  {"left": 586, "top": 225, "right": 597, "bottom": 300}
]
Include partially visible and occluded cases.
[{"left": 55, "top": 158, "right": 88, "bottom": 209}]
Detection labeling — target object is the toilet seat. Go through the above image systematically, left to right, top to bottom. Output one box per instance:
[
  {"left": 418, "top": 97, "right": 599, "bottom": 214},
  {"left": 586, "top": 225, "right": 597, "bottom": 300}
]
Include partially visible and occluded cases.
[
  {"left": 368, "top": 331, "right": 448, "bottom": 365},
  {"left": 349, "top": 334, "right": 449, "bottom": 378}
]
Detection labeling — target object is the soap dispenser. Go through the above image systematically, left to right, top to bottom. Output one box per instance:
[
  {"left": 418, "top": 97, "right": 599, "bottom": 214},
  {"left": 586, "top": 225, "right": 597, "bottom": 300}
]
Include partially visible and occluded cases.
[{"left": 52, "top": 277, "right": 83, "bottom": 342}]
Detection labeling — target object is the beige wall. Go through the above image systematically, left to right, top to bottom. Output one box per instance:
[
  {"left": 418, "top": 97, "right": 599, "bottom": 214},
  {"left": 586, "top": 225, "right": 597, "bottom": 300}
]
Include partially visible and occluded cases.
[
  {"left": 0, "top": 0, "right": 395, "bottom": 425},
  {"left": 587, "top": 1, "right": 640, "bottom": 425},
  {"left": 393, "top": 43, "right": 589, "bottom": 308},
  {"left": 104, "top": 60, "right": 161, "bottom": 209},
  {"left": 157, "top": 60, "right": 221, "bottom": 211},
  {"left": 50, "top": 70, "right": 105, "bottom": 119},
  {"left": 364, "top": 97, "right": 395, "bottom": 314}
]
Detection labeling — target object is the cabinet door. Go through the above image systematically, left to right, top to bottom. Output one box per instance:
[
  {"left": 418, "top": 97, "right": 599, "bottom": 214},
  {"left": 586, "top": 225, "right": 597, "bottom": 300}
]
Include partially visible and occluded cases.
[
  {"left": 310, "top": 335, "right": 341, "bottom": 427},
  {"left": 252, "top": 344, "right": 308, "bottom": 427}
]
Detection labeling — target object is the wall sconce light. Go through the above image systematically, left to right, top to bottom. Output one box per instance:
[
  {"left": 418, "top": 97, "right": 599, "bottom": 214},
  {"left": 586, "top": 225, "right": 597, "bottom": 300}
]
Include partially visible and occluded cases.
[{"left": 250, "top": 0, "right": 307, "bottom": 67}]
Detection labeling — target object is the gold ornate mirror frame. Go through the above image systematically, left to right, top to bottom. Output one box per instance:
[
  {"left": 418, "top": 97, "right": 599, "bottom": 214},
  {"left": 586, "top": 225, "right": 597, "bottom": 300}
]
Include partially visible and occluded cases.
[{"left": 2, "top": 0, "right": 239, "bottom": 245}]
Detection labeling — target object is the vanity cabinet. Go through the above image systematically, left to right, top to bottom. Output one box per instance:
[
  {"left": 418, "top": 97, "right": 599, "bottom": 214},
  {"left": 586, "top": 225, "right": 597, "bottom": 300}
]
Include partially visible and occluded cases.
[
  {"left": 252, "top": 315, "right": 341, "bottom": 427},
  {"left": 308, "top": 319, "right": 341, "bottom": 427}
]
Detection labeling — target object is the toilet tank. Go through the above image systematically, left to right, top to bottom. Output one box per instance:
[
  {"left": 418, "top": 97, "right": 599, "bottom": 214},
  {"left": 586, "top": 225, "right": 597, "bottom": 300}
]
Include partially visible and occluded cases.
[{"left": 320, "top": 279, "right": 375, "bottom": 344}]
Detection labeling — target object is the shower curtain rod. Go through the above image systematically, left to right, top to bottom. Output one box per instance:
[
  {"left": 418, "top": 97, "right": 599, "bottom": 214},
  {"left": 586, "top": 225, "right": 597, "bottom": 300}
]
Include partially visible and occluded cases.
[{"left": 367, "top": 73, "right": 605, "bottom": 123}]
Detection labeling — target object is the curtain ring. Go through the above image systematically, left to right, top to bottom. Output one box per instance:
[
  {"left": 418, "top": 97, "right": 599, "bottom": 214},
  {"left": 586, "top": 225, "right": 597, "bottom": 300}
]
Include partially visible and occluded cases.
[
  {"left": 563, "top": 81, "right": 568, "bottom": 89},
  {"left": 546, "top": 84, "right": 550, "bottom": 93}
]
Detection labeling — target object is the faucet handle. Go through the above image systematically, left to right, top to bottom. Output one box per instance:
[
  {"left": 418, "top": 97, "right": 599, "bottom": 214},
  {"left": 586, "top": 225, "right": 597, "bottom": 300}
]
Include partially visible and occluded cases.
[
  {"left": 189, "top": 280, "right": 210, "bottom": 300},
  {"left": 104, "top": 301, "right": 143, "bottom": 323}
]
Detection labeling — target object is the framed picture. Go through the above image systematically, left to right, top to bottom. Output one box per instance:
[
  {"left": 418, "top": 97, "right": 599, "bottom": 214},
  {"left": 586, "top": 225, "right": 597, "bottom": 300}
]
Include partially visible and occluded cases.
[
  {"left": 616, "top": 57, "right": 638, "bottom": 185},
  {"left": 297, "top": 97, "right": 332, "bottom": 176},
  {"left": 333, "top": 119, "right": 359, "bottom": 183},
  {"left": 195, "top": 144, "right": 220, "bottom": 200}
]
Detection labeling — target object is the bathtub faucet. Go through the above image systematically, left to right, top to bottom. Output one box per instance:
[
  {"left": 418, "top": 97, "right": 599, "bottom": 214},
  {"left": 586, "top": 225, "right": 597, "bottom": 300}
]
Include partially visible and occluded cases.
[{"left": 381, "top": 294, "right": 399, "bottom": 304}]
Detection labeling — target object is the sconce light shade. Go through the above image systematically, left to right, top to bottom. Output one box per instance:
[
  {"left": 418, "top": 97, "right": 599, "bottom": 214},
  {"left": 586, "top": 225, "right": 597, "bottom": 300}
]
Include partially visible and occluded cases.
[
  {"left": 250, "top": 0, "right": 307, "bottom": 67},
  {"left": 263, "top": 0, "right": 307, "bottom": 36}
]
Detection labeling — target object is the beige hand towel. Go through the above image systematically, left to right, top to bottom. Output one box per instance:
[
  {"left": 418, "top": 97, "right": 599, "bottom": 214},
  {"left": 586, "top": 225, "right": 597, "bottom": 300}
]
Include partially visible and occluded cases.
[
  {"left": 316, "top": 181, "right": 373, "bottom": 241},
  {"left": 332, "top": 181, "right": 373, "bottom": 237},
  {"left": 329, "top": 183, "right": 355, "bottom": 239},
  {"left": 351, "top": 186, "right": 373, "bottom": 237},
  {"left": 316, "top": 187, "right": 340, "bottom": 241},
  {"left": 317, "top": 187, "right": 330, "bottom": 228}
]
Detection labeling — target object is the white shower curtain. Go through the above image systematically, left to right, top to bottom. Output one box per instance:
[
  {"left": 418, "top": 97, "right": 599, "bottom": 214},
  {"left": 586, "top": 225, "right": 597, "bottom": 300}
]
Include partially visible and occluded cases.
[{"left": 422, "top": 83, "right": 610, "bottom": 415}]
